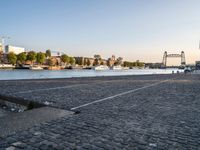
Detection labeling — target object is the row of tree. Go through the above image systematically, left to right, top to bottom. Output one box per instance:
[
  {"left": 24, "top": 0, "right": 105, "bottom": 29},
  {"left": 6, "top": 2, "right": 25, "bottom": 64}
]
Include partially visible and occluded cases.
[
  {"left": 7, "top": 50, "right": 75, "bottom": 66},
  {"left": 7, "top": 51, "right": 45, "bottom": 65},
  {"left": 7, "top": 51, "right": 144, "bottom": 68},
  {"left": 60, "top": 54, "right": 75, "bottom": 65},
  {"left": 75, "top": 55, "right": 144, "bottom": 68},
  {"left": 76, "top": 55, "right": 124, "bottom": 66},
  {"left": 123, "top": 60, "right": 144, "bottom": 68}
]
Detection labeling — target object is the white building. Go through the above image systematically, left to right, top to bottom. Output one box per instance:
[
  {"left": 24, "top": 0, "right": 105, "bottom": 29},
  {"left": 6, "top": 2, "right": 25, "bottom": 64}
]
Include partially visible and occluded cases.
[
  {"left": 0, "top": 43, "right": 2, "bottom": 52},
  {"left": 5, "top": 45, "right": 25, "bottom": 54}
]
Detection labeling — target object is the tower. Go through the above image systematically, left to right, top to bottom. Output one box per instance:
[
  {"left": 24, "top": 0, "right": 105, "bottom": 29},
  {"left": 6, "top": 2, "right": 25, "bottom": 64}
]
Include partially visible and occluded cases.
[
  {"left": 0, "top": 36, "right": 10, "bottom": 53},
  {"left": 0, "top": 43, "right": 2, "bottom": 52},
  {"left": 162, "top": 51, "right": 167, "bottom": 66},
  {"left": 181, "top": 51, "right": 186, "bottom": 65}
]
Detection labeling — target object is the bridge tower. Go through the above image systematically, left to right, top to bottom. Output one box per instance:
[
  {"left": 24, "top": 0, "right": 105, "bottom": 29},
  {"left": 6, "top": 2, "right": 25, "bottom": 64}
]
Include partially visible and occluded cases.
[
  {"left": 162, "top": 51, "right": 186, "bottom": 67},
  {"left": 162, "top": 51, "right": 167, "bottom": 66},
  {"left": 181, "top": 51, "right": 186, "bottom": 65}
]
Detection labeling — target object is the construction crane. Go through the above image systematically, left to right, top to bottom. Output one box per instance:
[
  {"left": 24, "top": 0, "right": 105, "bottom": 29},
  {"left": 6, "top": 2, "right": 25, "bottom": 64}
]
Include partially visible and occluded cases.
[{"left": 0, "top": 36, "right": 10, "bottom": 52}]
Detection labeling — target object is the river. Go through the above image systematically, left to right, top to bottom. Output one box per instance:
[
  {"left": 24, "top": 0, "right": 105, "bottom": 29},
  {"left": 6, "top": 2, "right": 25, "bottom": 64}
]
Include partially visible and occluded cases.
[{"left": 0, "top": 68, "right": 184, "bottom": 80}]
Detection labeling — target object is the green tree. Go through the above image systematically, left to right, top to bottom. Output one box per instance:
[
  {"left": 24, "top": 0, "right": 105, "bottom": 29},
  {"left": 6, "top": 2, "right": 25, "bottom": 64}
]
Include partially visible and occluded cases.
[
  {"left": 45, "top": 49, "right": 51, "bottom": 58},
  {"left": 27, "top": 51, "right": 37, "bottom": 64},
  {"left": 7, "top": 52, "right": 17, "bottom": 65},
  {"left": 17, "top": 52, "right": 27, "bottom": 64},
  {"left": 36, "top": 52, "right": 46, "bottom": 64},
  {"left": 61, "top": 54, "right": 70, "bottom": 64},
  {"left": 94, "top": 54, "right": 101, "bottom": 66},
  {"left": 69, "top": 57, "right": 75, "bottom": 65},
  {"left": 115, "top": 57, "right": 123, "bottom": 66},
  {"left": 48, "top": 58, "right": 54, "bottom": 66},
  {"left": 78, "top": 58, "right": 83, "bottom": 66},
  {"left": 83, "top": 58, "right": 87, "bottom": 66},
  {"left": 86, "top": 59, "right": 91, "bottom": 66},
  {"left": 136, "top": 60, "right": 140, "bottom": 67},
  {"left": 100, "top": 61, "right": 104, "bottom": 65},
  {"left": 123, "top": 61, "right": 128, "bottom": 67},
  {"left": 132, "top": 62, "right": 136, "bottom": 67},
  {"left": 138, "top": 62, "right": 144, "bottom": 67}
]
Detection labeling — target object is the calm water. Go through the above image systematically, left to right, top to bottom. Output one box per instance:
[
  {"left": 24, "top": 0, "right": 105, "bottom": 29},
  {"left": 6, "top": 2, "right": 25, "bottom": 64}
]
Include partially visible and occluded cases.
[{"left": 0, "top": 69, "right": 183, "bottom": 80}]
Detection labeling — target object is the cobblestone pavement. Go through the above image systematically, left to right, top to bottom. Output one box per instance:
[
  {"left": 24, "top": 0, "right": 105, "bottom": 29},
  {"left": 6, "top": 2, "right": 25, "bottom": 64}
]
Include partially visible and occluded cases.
[
  {"left": 0, "top": 74, "right": 200, "bottom": 149},
  {"left": 0, "top": 108, "right": 13, "bottom": 118}
]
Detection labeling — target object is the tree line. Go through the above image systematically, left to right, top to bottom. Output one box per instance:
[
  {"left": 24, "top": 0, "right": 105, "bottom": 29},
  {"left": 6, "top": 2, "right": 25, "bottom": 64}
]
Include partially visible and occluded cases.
[
  {"left": 7, "top": 50, "right": 75, "bottom": 66},
  {"left": 6, "top": 51, "right": 144, "bottom": 68},
  {"left": 75, "top": 55, "right": 124, "bottom": 66},
  {"left": 123, "top": 60, "right": 144, "bottom": 68}
]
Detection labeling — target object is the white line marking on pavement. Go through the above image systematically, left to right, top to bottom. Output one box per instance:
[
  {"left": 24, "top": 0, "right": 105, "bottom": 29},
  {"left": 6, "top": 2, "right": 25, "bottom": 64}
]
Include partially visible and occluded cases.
[
  {"left": 12, "top": 79, "right": 154, "bottom": 94},
  {"left": 12, "top": 80, "right": 142, "bottom": 94},
  {"left": 71, "top": 80, "right": 169, "bottom": 110},
  {"left": 12, "top": 84, "right": 88, "bottom": 94}
]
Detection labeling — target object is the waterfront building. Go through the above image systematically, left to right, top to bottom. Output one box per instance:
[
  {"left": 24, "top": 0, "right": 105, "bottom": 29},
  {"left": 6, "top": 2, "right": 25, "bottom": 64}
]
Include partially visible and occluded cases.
[
  {"left": 5, "top": 45, "right": 25, "bottom": 54},
  {"left": 0, "top": 53, "right": 9, "bottom": 64},
  {"left": 107, "top": 55, "right": 116, "bottom": 67},
  {"left": 41, "top": 56, "right": 61, "bottom": 67},
  {"left": 52, "top": 56, "right": 61, "bottom": 66},
  {"left": 74, "top": 57, "right": 95, "bottom": 66},
  {"left": 74, "top": 57, "right": 84, "bottom": 66},
  {"left": 85, "top": 57, "right": 95, "bottom": 66},
  {"left": 101, "top": 59, "right": 107, "bottom": 65}
]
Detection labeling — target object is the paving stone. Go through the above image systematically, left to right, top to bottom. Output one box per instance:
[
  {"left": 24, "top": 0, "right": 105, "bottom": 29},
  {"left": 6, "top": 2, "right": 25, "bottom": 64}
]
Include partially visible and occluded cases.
[
  {"left": 0, "top": 75, "right": 200, "bottom": 149},
  {"left": 5, "top": 147, "right": 16, "bottom": 150}
]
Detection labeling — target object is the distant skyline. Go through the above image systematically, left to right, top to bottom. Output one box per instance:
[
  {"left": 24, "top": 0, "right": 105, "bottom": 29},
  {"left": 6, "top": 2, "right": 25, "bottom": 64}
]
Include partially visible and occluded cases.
[{"left": 1, "top": 0, "right": 200, "bottom": 65}]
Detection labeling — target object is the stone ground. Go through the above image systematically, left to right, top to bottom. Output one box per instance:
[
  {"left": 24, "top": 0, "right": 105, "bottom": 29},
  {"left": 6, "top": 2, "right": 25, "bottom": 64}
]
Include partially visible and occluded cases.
[
  {"left": 0, "top": 74, "right": 200, "bottom": 150},
  {"left": 0, "top": 108, "right": 12, "bottom": 118}
]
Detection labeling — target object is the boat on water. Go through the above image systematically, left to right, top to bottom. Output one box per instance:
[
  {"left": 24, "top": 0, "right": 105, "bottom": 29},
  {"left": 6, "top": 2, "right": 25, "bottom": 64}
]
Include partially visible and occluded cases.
[
  {"left": 0, "top": 64, "right": 15, "bottom": 69},
  {"left": 16, "top": 64, "right": 31, "bottom": 69},
  {"left": 93, "top": 65, "right": 109, "bottom": 70},
  {"left": 110, "top": 65, "right": 123, "bottom": 70},
  {"left": 29, "top": 66, "right": 43, "bottom": 70},
  {"left": 47, "top": 66, "right": 64, "bottom": 70},
  {"left": 83, "top": 66, "right": 92, "bottom": 70},
  {"left": 123, "top": 67, "right": 129, "bottom": 70}
]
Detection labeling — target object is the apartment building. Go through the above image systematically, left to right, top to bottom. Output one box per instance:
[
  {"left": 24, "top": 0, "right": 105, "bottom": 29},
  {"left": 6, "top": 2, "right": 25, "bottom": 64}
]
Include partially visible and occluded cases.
[{"left": 5, "top": 45, "right": 25, "bottom": 54}]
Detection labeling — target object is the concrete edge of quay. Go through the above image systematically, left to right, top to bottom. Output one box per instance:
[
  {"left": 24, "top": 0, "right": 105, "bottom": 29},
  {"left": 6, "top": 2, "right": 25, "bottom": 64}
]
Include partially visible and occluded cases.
[{"left": 0, "top": 106, "right": 74, "bottom": 138}]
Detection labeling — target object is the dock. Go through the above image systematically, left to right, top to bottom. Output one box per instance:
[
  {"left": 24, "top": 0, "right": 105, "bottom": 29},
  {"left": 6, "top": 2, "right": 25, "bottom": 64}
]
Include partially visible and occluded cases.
[{"left": 0, "top": 74, "right": 200, "bottom": 149}]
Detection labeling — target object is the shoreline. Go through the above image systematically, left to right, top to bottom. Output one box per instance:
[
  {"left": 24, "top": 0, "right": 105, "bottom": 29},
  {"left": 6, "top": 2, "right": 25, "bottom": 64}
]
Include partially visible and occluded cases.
[
  {"left": 0, "top": 68, "right": 184, "bottom": 81},
  {"left": 0, "top": 73, "right": 183, "bottom": 82}
]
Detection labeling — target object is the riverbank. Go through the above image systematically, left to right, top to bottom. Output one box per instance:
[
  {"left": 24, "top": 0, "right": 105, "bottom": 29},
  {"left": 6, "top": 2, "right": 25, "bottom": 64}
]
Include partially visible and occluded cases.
[{"left": 0, "top": 74, "right": 200, "bottom": 149}]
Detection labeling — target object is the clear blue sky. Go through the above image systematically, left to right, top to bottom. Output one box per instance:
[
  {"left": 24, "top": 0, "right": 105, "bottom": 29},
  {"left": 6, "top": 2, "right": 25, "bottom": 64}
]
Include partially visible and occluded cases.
[{"left": 1, "top": 0, "right": 200, "bottom": 64}]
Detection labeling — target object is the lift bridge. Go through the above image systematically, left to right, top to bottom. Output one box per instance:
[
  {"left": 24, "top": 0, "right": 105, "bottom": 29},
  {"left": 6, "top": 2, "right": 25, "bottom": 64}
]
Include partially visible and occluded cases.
[{"left": 162, "top": 51, "right": 186, "bottom": 67}]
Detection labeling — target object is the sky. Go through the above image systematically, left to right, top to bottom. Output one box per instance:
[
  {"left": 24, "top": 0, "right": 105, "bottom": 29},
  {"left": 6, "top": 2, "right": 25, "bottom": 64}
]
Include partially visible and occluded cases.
[{"left": 0, "top": 0, "right": 200, "bottom": 65}]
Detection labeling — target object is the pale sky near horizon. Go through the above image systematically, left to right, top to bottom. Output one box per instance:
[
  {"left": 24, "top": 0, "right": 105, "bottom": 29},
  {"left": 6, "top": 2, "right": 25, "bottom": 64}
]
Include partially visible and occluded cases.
[{"left": 0, "top": 0, "right": 200, "bottom": 65}]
